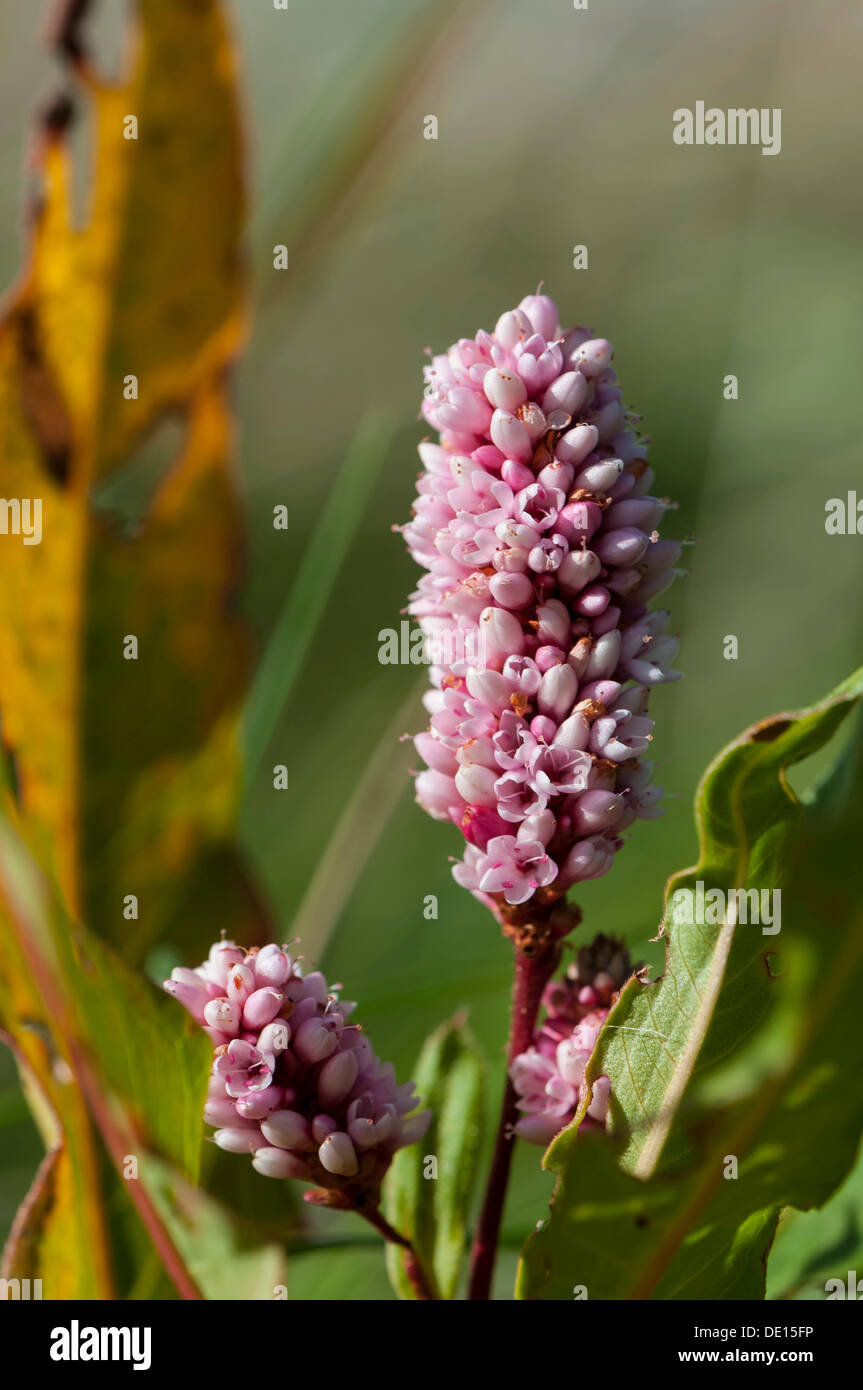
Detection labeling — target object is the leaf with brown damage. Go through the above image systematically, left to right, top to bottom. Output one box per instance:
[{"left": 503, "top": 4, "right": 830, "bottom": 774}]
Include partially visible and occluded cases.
[{"left": 0, "top": 0, "right": 265, "bottom": 961}]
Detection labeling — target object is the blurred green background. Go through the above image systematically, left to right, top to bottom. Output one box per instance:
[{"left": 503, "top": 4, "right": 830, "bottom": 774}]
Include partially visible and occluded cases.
[{"left": 1, "top": 0, "right": 861, "bottom": 1297}]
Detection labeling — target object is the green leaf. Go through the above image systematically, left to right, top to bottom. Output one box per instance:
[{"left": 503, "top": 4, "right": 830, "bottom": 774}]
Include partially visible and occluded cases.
[
  {"left": 518, "top": 665, "right": 863, "bottom": 1300},
  {"left": 0, "top": 815, "right": 210, "bottom": 1297},
  {"left": 0, "top": 815, "right": 212, "bottom": 1181},
  {"left": 384, "top": 1013, "right": 486, "bottom": 1299},
  {"left": 767, "top": 1142, "right": 863, "bottom": 1300},
  {"left": 142, "top": 1154, "right": 287, "bottom": 1302},
  {"left": 285, "top": 1244, "right": 395, "bottom": 1301}
]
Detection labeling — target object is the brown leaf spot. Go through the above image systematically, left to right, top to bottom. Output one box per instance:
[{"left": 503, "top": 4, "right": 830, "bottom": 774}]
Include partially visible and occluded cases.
[
  {"left": 49, "top": 0, "right": 91, "bottom": 64},
  {"left": 14, "top": 306, "right": 74, "bottom": 484},
  {"left": 749, "top": 717, "right": 792, "bottom": 744},
  {"left": 763, "top": 951, "right": 785, "bottom": 979}
]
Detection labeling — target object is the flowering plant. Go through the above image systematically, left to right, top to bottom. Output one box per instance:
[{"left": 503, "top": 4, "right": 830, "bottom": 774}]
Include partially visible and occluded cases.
[{"left": 398, "top": 292, "right": 681, "bottom": 1294}]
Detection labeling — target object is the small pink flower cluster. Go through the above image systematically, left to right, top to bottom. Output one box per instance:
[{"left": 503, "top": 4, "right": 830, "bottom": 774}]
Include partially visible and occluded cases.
[
  {"left": 402, "top": 293, "right": 681, "bottom": 912},
  {"left": 510, "top": 934, "right": 634, "bottom": 1145},
  {"left": 165, "top": 939, "right": 430, "bottom": 1204}
]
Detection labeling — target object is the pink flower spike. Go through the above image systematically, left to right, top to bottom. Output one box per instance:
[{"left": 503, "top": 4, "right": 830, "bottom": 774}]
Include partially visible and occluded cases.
[
  {"left": 402, "top": 293, "right": 682, "bottom": 921},
  {"left": 510, "top": 935, "right": 636, "bottom": 1145},
  {"left": 164, "top": 941, "right": 430, "bottom": 1210}
]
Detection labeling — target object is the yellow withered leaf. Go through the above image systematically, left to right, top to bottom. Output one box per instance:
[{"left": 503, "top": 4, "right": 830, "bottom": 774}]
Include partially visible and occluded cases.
[{"left": 0, "top": 0, "right": 265, "bottom": 959}]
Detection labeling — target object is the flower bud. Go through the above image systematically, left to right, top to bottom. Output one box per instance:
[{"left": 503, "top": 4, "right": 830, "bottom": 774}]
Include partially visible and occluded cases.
[
  {"left": 483, "top": 367, "right": 528, "bottom": 411},
  {"left": 490, "top": 409, "right": 532, "bottom": 462},
  {"left": 556, "top": 423, "right": 598, "bottom": 466},
  {"left": 242, "top": 988, "right": 285, "bottom": 1031},
  {"left": 261, "top": 1109, "right": 315, "bottom": 1151},
  {"left": 318, "top": 1132, "right": 359, "bottom": 1177}
]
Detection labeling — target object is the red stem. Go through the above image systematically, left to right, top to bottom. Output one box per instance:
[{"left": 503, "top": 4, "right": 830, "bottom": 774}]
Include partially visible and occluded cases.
[
  {"left": 467, "top": 940, "right": 560, "bottom": 1301},
  {"left": 361, "top": 1206, "right": 436, "bottom": 1300}
]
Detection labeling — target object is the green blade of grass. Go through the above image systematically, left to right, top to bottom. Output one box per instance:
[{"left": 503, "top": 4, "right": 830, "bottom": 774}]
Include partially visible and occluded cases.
[
  {"left": 243, "top": 409, "right": 396, "bottom": 783},
  {"left": 290, "top": 676, "right": 426, "bottom": 963}
]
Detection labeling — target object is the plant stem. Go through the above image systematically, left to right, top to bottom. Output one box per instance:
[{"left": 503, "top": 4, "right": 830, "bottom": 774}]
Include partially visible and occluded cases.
[
  {"left": 467, "top": 939, "right": 560, "bottom": 1301},
  {"left": 361, "top": 1206, "right": 436, "bottom": 1300}
]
